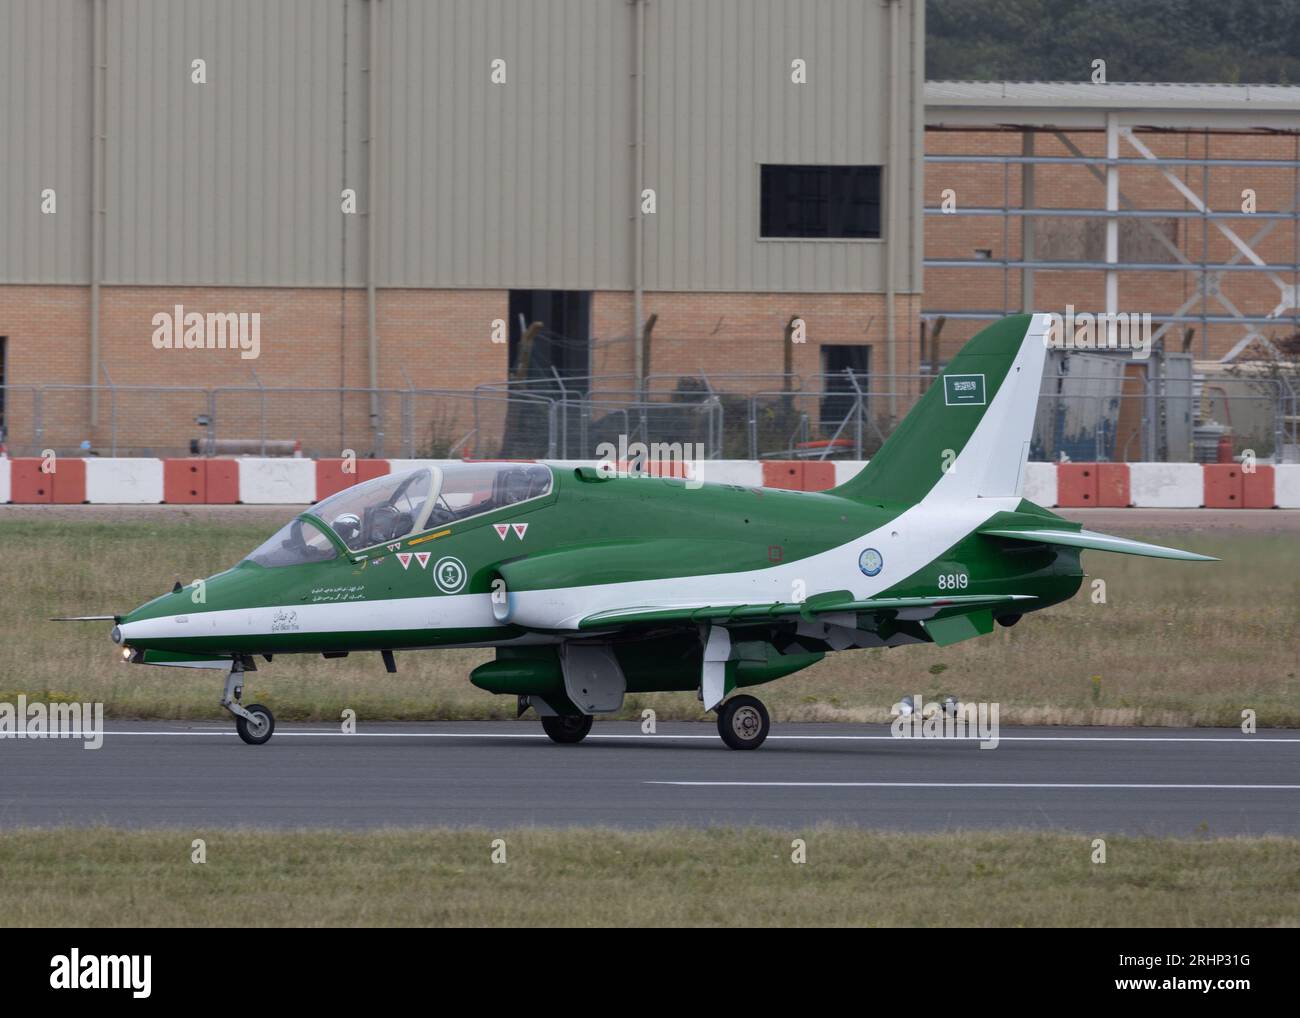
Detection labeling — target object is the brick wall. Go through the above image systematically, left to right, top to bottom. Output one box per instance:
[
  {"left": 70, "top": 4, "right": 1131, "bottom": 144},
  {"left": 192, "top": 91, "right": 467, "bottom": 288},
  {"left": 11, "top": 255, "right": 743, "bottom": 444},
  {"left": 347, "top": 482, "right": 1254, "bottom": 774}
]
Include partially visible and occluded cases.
[
  {"left": 1, "top": 285, "right": 922, "bottom": 457},
  {"left": 592, "top": 290, "right": 923, "bottom": 388}
]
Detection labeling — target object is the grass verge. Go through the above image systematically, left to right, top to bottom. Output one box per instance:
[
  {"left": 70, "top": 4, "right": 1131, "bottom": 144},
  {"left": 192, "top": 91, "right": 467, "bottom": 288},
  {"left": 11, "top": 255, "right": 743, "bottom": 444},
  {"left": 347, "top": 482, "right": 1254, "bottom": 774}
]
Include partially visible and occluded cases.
[
  {"left": 4, "top": 515, "right": 1297, "bottom": 726},
  {"left": 1, "top": 826, "right": 1296, "bottom": 927}
]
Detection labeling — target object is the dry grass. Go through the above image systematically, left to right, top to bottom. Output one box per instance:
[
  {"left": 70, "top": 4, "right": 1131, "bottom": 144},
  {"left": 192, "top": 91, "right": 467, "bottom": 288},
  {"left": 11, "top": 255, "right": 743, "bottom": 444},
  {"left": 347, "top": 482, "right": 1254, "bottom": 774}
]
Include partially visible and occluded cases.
[
  {"left": 2, "top": 515, "right": 1297, "bottom": 726},
  {"left": 1, "top": 826, "right": 1296, "bottom": 927}
]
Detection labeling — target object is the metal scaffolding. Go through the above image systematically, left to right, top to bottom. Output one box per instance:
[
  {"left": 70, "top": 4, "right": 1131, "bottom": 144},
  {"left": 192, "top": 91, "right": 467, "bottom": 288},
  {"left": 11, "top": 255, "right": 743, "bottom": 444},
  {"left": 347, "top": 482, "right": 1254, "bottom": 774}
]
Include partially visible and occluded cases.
[{"left": 923, "top": 82, "right": 1300, "bottom": 362}]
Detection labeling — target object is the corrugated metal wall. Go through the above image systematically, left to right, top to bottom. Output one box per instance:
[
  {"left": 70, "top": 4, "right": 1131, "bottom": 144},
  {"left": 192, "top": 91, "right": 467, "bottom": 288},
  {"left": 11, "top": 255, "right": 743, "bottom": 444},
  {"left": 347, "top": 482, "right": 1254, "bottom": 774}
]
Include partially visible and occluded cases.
[
  {"left": 0, "top": 0, "right": 923, "bottom": 292},
  {"left": 0, "top": 0, "right": 94, "bottom": 283},
  {"left": 105, "top": 0, "right": 367, "bottom": 286},
  {"left": 374, "top": 0, "right": 633, "bottom": 289},
  {"left": 642, "top": 0, "right": 916, "bottom": 293}
]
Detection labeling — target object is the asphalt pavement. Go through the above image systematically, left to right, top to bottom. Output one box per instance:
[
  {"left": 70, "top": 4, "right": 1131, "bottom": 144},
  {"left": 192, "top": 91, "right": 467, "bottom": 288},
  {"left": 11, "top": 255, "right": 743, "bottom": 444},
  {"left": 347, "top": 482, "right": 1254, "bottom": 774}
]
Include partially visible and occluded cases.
[{"left": 2, "top": 720, "right": 1297, "bottom": 835}]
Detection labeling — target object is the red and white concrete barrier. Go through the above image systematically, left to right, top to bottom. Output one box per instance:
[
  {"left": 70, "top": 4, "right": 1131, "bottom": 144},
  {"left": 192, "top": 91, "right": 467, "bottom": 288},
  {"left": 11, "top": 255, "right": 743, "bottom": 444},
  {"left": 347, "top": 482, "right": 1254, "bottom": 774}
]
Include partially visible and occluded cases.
[
  {"left": 1, "top": 456, "right": 1299, "bottom": 507},
  {"left": 236, "top": 457, "right": 317, "bottom": 504},
  {"left": 84, "top": 458, "right": 164, "bottom": 504},
  {"left": 700, "top": 461, "right": 765, "bottom": 487},
  {"left": 1022, "top": 462, "right": 1058, "bottom": 507},
  {"left": 1127, "top": 463, "right": 1204, "bottom": 508},
  {"left": 1276, "top": 465, "right": 1300, "bottom": 508}
]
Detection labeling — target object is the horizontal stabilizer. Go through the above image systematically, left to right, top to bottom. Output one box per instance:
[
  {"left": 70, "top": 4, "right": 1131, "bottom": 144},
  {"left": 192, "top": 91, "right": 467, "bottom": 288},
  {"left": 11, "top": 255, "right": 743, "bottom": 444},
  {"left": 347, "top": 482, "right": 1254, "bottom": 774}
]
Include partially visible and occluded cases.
[{"left": 980, "top": 527, "right": 1216, "bottom": 562}]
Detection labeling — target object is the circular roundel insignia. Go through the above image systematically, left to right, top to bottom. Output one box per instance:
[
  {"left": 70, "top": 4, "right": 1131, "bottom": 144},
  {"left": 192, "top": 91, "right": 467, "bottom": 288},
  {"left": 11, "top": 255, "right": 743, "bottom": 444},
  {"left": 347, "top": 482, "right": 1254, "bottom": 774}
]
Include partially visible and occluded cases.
[
  {"left": 858, "top": 548, "right": 883, "bottom": 577},
  {"left": 433, "top": 556, "right": 467, "bottom": 594}
]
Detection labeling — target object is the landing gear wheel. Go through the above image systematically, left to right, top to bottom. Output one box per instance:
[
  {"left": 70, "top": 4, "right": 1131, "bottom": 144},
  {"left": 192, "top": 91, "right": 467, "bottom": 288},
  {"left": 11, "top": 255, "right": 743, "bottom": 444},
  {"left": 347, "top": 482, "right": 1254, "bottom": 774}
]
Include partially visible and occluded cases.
[
  {"left": 717, "top": 694, "right": 770, "bottom": 750},
  {"left": 235, "top": 703, "right": 276, "bottom": 746},
  {"left": 541, "top": 714, "right": 593, "bottom": 745}
]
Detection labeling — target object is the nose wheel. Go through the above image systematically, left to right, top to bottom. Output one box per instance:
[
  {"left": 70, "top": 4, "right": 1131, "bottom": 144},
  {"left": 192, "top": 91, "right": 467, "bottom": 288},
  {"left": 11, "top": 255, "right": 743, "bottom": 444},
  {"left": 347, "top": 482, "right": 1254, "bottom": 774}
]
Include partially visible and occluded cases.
[
  {"left": 221, "top": 662, "right": 276, "bottom": 745},
  {"left": 716, "top": 694, "right": 770, "bottom": 750},
  {"left": 235, "top": 703, "right": 276, "bottom": 745}
]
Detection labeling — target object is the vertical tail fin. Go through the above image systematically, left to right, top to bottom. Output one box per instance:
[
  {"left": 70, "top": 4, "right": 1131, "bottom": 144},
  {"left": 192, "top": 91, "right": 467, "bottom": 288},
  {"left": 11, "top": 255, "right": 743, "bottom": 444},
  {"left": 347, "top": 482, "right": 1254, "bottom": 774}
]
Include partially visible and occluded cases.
[{"left": 832, "top": 313, "right": 1051, "bottom": 506}]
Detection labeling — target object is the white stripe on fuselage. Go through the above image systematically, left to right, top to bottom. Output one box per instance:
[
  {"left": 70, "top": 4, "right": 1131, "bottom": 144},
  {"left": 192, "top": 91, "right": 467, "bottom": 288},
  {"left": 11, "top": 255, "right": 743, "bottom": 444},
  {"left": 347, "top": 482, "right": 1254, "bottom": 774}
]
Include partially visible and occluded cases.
[
  {"left": 120, "top": 316, "right": 1050, "bottom": 644},
  {"left": 117, "top": 591, "right": 534, "bottom": 643}
]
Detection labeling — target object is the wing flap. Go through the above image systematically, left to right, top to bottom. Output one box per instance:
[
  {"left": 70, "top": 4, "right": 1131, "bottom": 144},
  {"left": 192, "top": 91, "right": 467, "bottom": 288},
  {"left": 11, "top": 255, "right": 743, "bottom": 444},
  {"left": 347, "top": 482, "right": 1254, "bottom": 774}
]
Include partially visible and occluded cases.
[
  {"left": 980, "top": 526, "right": 1216, "bottom": 562},
  {"left": 578, "top": 593, "right": 1036, "bottom": 631},
  {"left": 922, "top": 608, "right": 996, "bottom": 647}
]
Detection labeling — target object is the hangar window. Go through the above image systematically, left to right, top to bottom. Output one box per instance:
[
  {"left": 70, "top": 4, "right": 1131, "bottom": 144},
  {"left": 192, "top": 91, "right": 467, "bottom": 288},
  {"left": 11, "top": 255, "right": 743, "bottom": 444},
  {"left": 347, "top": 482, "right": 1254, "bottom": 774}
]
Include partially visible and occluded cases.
[{"left": 761, "top": 165, "right": 882, "bottom": 239}]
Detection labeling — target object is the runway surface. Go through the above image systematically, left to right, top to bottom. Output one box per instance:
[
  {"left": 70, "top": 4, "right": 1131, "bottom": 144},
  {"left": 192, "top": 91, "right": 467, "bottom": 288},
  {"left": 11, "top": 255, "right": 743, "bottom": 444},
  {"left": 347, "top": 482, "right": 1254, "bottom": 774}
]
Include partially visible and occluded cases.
[{"left": 2, "top": 721, "right": 1298, "bottom": 835}]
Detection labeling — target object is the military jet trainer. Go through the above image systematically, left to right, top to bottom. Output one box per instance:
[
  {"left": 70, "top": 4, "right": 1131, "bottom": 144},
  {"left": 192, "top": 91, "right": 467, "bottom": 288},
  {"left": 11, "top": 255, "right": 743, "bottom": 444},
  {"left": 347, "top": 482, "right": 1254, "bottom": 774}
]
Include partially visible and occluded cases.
[{"left": 78, "top": 314, "right": 1214, "bottom": 750}]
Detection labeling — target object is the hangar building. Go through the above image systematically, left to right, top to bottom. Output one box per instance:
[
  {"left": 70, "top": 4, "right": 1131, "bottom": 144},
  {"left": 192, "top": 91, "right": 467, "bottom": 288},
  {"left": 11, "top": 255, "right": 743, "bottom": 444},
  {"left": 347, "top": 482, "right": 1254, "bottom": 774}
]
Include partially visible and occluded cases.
[{"left": 0, "top": 0, "right": 925, "bottom": 458}]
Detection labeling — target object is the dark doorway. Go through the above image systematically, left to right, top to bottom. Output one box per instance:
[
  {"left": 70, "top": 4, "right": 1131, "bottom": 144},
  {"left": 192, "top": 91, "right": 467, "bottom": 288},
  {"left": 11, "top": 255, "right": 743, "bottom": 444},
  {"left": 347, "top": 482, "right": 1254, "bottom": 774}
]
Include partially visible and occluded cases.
[
  {"left": 508, "top": 291, "right": 591, "bottom": 387},
  {"left": 820, "top": 344, "right": 869, "bottom": 436}
]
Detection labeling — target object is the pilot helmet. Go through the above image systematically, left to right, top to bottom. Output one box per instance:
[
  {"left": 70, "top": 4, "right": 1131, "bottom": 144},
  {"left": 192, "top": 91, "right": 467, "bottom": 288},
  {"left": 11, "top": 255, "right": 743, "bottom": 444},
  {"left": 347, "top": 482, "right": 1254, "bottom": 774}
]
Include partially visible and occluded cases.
[{"left": 331, "top": 512, "right": 362, "bottom": 543}]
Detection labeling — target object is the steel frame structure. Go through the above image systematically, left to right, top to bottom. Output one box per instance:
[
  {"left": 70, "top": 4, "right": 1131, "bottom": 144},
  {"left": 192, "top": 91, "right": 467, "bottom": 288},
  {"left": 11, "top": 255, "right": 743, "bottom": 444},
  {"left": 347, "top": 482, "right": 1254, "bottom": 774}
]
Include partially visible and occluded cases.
[{"left": 923, "top": 116, "right": 1300, "bottom": 362}]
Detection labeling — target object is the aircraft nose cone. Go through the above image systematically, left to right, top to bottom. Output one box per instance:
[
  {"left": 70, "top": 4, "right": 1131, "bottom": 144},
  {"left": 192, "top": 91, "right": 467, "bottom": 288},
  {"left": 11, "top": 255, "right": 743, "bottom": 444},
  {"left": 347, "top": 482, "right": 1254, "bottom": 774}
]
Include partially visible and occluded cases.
[{"left": 111, "top": 625, "right": 122, "bottom": 644}]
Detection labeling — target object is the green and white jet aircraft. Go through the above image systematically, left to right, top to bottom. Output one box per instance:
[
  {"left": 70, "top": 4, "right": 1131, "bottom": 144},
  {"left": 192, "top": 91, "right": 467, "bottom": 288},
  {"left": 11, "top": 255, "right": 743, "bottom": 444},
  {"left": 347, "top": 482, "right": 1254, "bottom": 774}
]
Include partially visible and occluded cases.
[{"left": 94, "top": 313, "right": 1214, "bottom": 749}]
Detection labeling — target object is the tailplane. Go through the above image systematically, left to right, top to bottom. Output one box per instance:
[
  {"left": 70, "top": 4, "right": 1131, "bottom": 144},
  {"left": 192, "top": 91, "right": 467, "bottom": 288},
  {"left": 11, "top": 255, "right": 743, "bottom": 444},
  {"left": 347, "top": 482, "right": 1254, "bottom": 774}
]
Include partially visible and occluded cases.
[{"left": 979, "top": 525, "right": 1216, "bottom": 562}]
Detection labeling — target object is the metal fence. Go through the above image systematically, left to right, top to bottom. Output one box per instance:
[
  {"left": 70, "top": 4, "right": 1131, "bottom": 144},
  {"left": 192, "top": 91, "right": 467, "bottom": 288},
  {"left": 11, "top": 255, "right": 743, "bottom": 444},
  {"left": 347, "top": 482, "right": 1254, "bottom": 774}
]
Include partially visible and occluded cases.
[{"left": 1, "top": 369, "right": 1296, "bottom": 463}]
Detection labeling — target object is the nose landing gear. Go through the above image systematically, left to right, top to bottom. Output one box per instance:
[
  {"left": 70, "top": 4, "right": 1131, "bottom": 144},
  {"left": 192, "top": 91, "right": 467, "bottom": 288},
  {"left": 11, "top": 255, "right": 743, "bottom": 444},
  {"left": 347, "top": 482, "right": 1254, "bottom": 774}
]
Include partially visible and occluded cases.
[
  {"left": 221, "top": 660, "right": 277, "bottom": 746},
  {"left": 235, "top": 703, "right": 276, "bottom": 745}
]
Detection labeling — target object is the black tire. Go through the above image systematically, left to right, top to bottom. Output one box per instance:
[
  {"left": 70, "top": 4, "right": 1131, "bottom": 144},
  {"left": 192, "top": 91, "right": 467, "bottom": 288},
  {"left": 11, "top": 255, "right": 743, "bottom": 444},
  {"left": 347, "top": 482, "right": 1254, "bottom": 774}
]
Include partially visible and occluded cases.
[
  {"left": 716, "top": 694, "right": 770, "bottom": 750},
  {"left": 235, "top": 703, "right": 276, "bottom": 745},
  {"left": 541, "top": 713, "right": 593, "bottom": 745}
]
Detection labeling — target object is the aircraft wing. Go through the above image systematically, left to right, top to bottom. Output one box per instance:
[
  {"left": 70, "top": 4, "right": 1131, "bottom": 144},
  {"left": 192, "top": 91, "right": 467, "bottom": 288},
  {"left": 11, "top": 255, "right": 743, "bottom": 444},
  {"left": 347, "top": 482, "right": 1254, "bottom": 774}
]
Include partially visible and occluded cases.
[
  {"left": 979, "top": 526, "right": 1217, "bottom": 561},
  {"left": 577, "top": 592, "right": 1037, "bottom": 631}
]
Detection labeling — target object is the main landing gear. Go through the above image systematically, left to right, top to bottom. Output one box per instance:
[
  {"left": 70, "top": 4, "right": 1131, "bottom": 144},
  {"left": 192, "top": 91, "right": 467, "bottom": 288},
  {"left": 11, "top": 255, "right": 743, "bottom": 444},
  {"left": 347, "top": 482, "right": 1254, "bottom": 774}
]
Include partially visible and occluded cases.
[
  {"left": 222, "top": 660, "right": 277, "bottom": 746},
  {"left": 529, "top": 693, "right": 772, "bottom": 750},
  {"left": 716, "top": 694, "right": 770, "bottom": 750},
  {"left": 541, "top": 713, "right": 593, "bottom": 745}
]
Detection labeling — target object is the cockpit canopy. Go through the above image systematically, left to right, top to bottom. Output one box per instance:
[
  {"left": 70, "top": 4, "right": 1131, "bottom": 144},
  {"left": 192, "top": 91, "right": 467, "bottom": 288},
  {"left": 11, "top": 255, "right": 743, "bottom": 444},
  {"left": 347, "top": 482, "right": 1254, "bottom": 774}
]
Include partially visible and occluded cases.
[
  {"left": 244, "top": 463, "right": 553, "bottom": 567},
  {"left": 312, "top": 468, "right": 436, "bottom": 551},
  {"left": 245, "top": 517, "right": 339, "bottom": 567}
]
